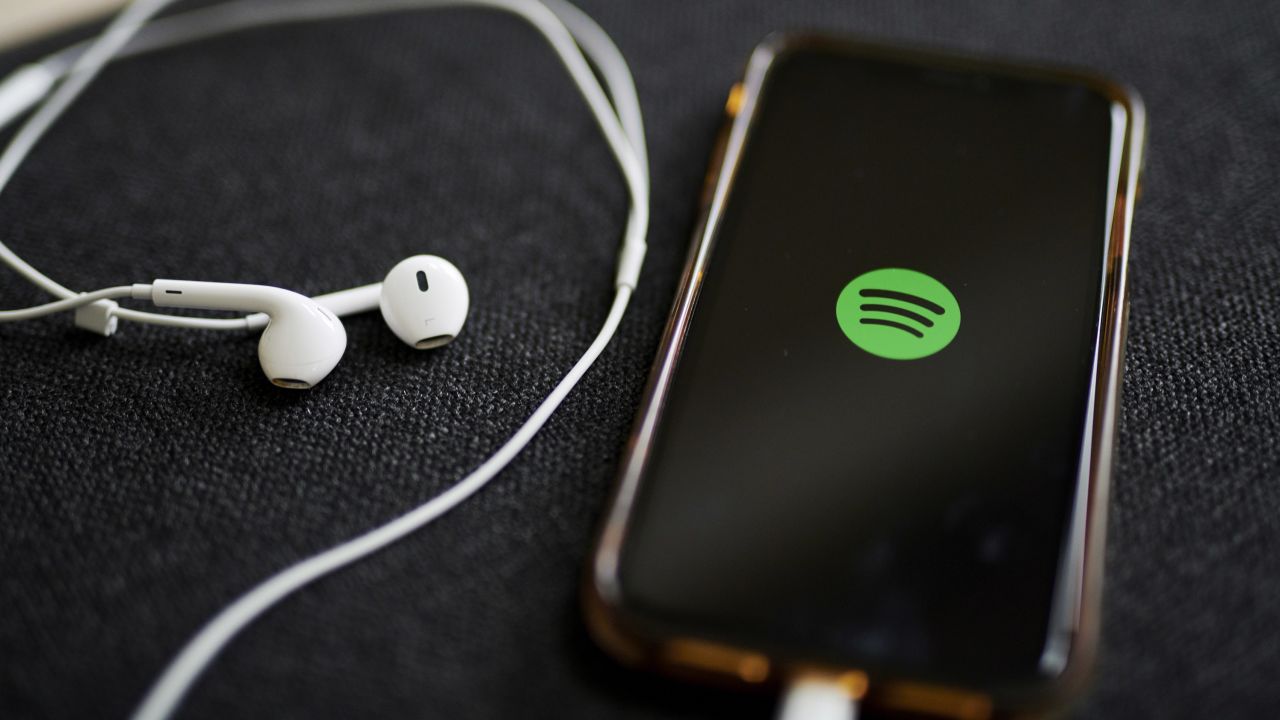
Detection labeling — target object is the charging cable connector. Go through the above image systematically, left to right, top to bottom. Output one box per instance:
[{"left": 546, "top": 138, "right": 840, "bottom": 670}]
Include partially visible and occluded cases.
[{"left": 776, "top": 674, "right": 863, "bottom": 720}]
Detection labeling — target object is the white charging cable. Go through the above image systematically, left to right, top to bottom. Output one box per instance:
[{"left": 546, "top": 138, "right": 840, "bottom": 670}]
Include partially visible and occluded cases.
[
  {"left": 0, "top": 1, "right": 649, "bottom": 719},
  {"left": 777, "top": 677, "right": 860, "bottom": 720}
]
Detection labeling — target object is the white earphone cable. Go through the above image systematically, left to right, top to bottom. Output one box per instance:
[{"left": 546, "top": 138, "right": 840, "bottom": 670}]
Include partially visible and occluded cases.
[
  {"left": 0, "top": 0, "right": 648, "bottom": 326},
  {"left": 0, "top": 0, "right": 172, "bottom": 299},
  {"left": 0, "top": 1, "right": 651, "bottom": 718},
  {"left": 0, "top": 284, "right": 143, "bottom": 321},
  {"left": 132, "top": 284, "right": 633, "bottom": 720}
]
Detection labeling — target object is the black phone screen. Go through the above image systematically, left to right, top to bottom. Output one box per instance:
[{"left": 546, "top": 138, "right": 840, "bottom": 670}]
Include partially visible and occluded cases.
[{"left": 615, "top": 43, "right": 1123, "bottom": 687}]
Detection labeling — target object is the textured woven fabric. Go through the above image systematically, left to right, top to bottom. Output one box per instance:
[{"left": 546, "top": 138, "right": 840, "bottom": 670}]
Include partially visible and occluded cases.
[{"left": 2, "top": 1, "right": 1279, "bottom": 718}]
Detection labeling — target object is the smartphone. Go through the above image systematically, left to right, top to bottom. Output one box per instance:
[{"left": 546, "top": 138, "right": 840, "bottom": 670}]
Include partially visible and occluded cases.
[{"left": 586, "top": 34, "right": 1145, "bottom": 717}]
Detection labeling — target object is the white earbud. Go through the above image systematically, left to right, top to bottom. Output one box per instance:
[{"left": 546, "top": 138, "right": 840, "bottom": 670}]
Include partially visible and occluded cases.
[
  {"left": 305, "top": 255, "right": 470, "bottom": 350},
  {"left": 378, "top": 255, "right": 470, "bottom": 349},
  {"left": 144, "top": 280, "right": 346, "bottom": 389}
]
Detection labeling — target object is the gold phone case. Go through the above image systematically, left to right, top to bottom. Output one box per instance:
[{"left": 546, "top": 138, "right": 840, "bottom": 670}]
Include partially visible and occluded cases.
[{"left": 586, "top": 34, "right": 1146, "bottom": 719}]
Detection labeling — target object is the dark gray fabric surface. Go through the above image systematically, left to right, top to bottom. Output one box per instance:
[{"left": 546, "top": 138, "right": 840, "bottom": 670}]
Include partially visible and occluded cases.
[{"left": 2, "top": 1, "right": 1279, "bottom": 718}]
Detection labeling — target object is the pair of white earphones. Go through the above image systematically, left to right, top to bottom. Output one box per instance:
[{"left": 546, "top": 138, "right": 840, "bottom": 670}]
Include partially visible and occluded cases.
[
  {"left": 0, "top": 0, "right": 649, "bottom": 718},
  {"left": 0, "top": 0, "right": 648, "bottom": 390},
  {"left": 7, "top": 255, "right": 472, "bottom": 388}
]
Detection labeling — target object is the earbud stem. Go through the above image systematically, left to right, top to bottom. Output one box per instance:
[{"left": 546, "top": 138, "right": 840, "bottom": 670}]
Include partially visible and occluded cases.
[
  {"left": 148, "top": 279, "right": 297, "bottom": 314},
  {"left": 133, "top": 281, "right": 382, "bottom": 331},
  {"left": 245, "top": 283, "right": 381, "bottom": 330},
  {"left": 312, "top": 283, "right": 381, "bottom": 317}
]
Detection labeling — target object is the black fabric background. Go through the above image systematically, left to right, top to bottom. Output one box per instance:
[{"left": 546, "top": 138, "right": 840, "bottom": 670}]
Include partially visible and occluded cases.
[{"left": 1, "top": 1, "right": 1278, "bottom": 718}]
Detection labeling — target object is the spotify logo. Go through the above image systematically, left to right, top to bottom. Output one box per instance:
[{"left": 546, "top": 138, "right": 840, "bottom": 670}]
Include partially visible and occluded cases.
[{"left": 836, "top": 268, "right": 961, "bottom": 360}]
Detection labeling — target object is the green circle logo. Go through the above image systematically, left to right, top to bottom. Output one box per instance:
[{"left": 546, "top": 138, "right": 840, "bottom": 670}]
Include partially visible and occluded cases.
[{"left": 836, "top": 268, "right": 961, "bottom": 360}]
